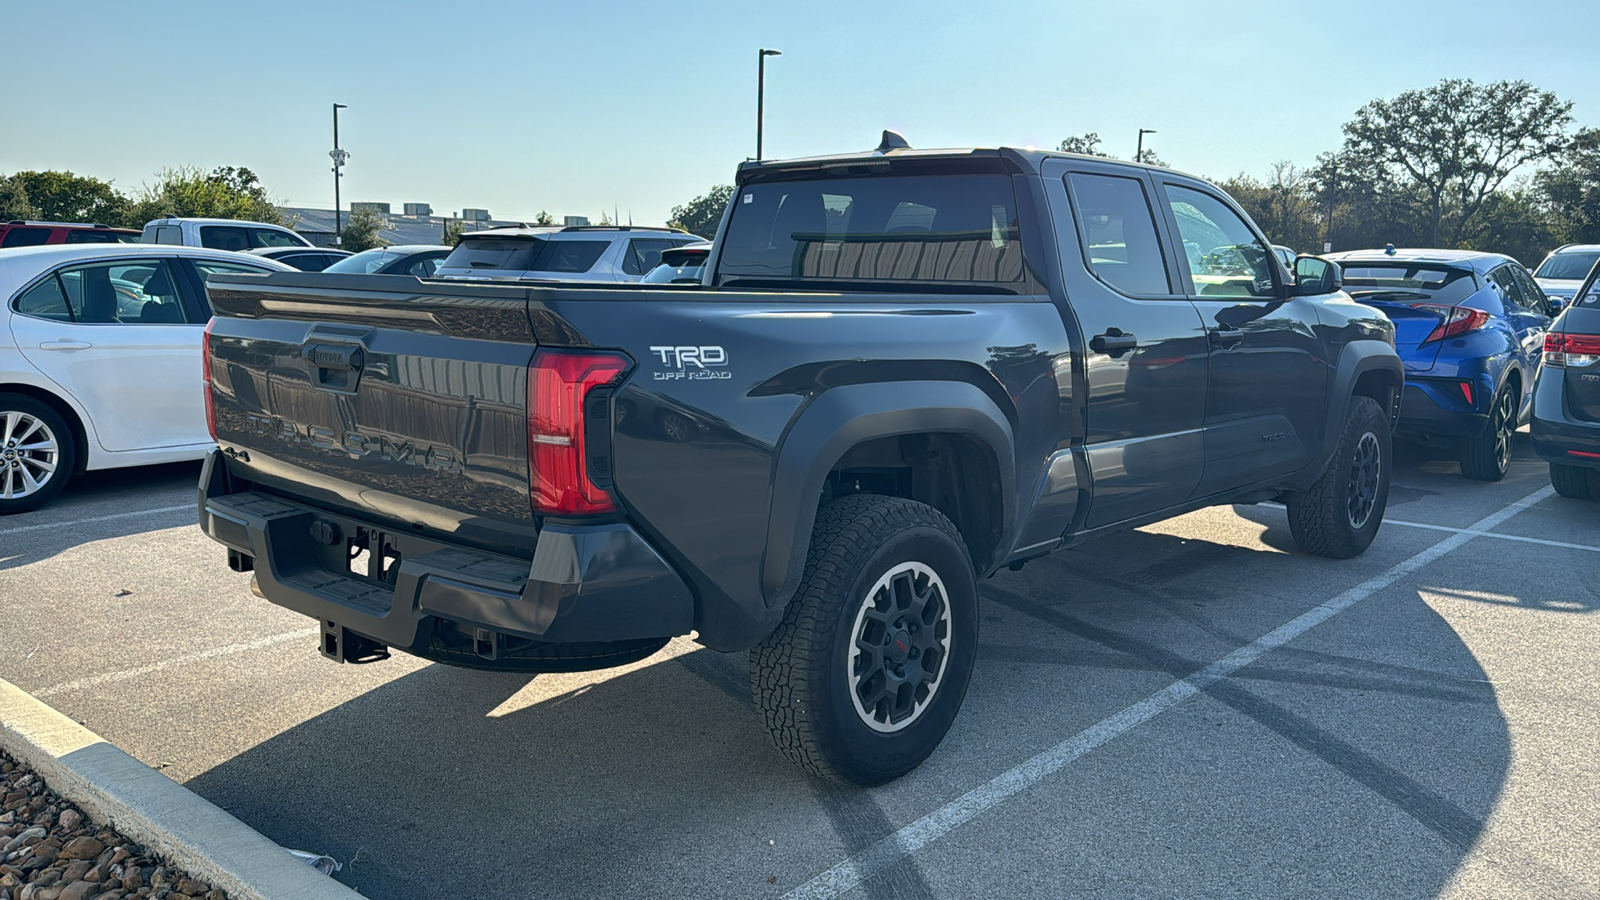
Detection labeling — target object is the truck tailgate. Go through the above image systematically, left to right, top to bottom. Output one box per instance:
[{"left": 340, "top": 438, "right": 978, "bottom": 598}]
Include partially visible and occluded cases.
[{"left": 205, "top": 273, "right": 540, "bottom": 555}]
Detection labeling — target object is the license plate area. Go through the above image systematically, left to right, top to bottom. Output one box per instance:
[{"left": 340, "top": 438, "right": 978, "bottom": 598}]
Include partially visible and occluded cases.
[{"left": 346, "top": 527, "right": 402, "bottom": 587}]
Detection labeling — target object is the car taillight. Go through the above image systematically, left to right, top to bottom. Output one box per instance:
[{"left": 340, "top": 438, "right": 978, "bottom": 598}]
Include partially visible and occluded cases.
[
  {"left": 1414, "top": 304, "right": 1491, "bottom": 343},
  {"left": 202, "top": 319, "right": 217, "bottom": 442},
  {"left": 1545, "top": 332, "right": 1600, "bottom": 368},
  {"left": 528, "top": 349, "right": 628, "bottom": 516}
]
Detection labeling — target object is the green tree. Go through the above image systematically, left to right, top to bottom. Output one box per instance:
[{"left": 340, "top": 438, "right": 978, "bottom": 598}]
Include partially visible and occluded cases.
[
  {"left": 1337, "top": 78, "right": 1572, "bottom": 245},
  {"left": 1538, "top": 127, "right": 1600, "bottom": 244},
  {"left": 1057, "top": 133, "right": 1110, "bottom": 156},
  {"left": 124, "top": 166, "right": 286, "bottom": 227},
  {"left": 5, "top": 171, "right": 128, "bottom": 225},
  {"left": 0, "top": 175, "right": 40, "bottom": 221},
  {"left": 667, "top": 185, "right": 733, "bottom": 238},
  {"left": 340, "top": 207, "right": 389, "bottom": 252},
  {"left": 534, "top": 210, "right": 555, "bottom": 226},
  {"left": 441, "top": 218, "right": 464, "bottom": 247}
]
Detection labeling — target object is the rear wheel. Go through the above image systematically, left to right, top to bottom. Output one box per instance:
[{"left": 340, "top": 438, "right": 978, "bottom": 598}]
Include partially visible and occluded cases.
[
  {"left": 1459, "top": 384, "right": 1517, "bottom": 481},
  {"left": 0, "top": 395, "right": 76, "bottom": 515},
  {"left": 1287, "top": 395, "right": 1390, "bottom": 559},
  {"left": 1549, "top": 463, "right": 1599, "bottom": 500},
  {"left": 751, "top": 494, "right": 978, "bottom": 785}
]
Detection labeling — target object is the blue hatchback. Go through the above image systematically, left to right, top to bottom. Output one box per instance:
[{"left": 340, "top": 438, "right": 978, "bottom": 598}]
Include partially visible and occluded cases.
[{"left": 1327, "top": 249, "right": 1554, "bottom": 480}]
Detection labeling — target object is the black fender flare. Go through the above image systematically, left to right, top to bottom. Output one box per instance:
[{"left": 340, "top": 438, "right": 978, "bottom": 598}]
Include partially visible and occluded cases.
[
  {"left": 1318, "top": 340, "right": 1403, "bottom": 463},
  {"left": 762, "top": 381, "right": 1017, "bottom": 611}
]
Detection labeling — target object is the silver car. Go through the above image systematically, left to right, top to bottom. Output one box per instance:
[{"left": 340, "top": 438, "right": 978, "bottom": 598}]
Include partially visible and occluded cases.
[{"left": 433, "top": 226, "right": 700, "bottom": 283}]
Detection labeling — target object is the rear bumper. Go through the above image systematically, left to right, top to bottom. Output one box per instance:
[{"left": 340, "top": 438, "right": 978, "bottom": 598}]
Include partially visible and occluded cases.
[
  {"left": 1530, "top": 373, "right": 1600, "bottom": 467},
  {"left": 1398, "top": 379, "right": 1490, "bottom": 437},
  {"left": 197, "top": 451, "right": 694, "bottom": 655}
]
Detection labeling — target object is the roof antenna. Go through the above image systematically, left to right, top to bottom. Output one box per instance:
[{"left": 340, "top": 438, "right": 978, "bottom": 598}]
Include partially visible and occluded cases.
[{"left": 875, "top": 130, "right": 911, "bottom": 154}]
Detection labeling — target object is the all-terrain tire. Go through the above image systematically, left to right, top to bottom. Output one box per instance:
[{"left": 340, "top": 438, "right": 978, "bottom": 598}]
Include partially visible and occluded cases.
[
  {"left": 1459, "top": 383, "right": 1517, "bottom": 481},
  {"left": 0, "top": 393, "right": 76, "bottom": 515},
  {"left": 1287, "top": 395, "right": 1391, "bottom": 559},
  {"left": 1549, "top": 462, "right": 1599, "bottom": 501},
  {"left": 750, "top": 494, "right": 978, "bottom": 786}
]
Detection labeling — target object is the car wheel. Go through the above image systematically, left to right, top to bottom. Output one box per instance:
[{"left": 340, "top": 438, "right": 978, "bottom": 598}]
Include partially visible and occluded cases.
[
  {"left": 1459, "top": 384, "right": 1517, "bottom": 481},
  {"left": 0, "top": 394, "right": 76, "bottom": 515},
  {"left": 1287, "top": 395, "right": 1391, "bottom": 559},
  {"left": 1549, "top": 462, "right": 1599, "bottom": 501},
  {"left": 750, "top": 494, "right": 978, "bottom": 785}
]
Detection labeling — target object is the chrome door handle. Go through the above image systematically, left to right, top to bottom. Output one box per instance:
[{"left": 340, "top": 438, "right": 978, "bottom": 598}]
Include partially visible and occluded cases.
[{"left": 39, "top": 340, "right": 93, "bottom": 351}]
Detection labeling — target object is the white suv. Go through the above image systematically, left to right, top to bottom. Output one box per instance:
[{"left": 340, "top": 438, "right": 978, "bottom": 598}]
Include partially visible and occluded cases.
[
  {"left": 142, "top": 217, "right": 311, "bottom": 253},
  {"left": 433, "top": 226, "right": 699, "bottom": 283}
]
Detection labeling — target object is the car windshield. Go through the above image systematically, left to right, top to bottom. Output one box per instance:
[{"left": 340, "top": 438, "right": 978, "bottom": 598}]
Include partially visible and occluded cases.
[
  {"left": 716, "top": 170, "right": 1042, "bottom": 293},
  {"left": 325, "top": 249, "right": 401, "bottom": 274},
  {"left": 1535, "top": 250, "right": 1600, "bottom": 281},
  {"left": 1341, "top": 264, "right": 1479, "bottom": 305}
]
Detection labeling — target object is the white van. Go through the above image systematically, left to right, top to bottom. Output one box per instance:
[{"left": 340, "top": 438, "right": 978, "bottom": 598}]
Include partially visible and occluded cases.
[{"left": 141, "top": 217, "right": 311, "bottom": 252}]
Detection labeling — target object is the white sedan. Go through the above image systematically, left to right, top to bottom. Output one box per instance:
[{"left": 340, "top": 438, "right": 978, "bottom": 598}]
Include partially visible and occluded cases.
[{"left": 0, "top": 244, "right": 292, "bottom": 512}]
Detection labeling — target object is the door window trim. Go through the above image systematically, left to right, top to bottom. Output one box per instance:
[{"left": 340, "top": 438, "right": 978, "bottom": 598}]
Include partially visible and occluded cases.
[
  {"left": 1050, "top": 159, "right": 1188, "bottom": 301},
  {"left": 1153, "top": 177, "right": 1287, "bottom": 301}
]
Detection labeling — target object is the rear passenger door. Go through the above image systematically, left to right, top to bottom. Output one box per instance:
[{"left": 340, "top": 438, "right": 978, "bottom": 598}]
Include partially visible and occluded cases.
[
  {"left": 1041, "top": 159, "right": 1209, "bottom": 529},
  {"left": 1154, "top": 179, "right": 1332, "bottom": 496},
  {"left": 8, "top": 257, "right": 209, "bottom": 452},
  {"left": 1496, "top": 264, "right": 1552, "bottom": 375}
]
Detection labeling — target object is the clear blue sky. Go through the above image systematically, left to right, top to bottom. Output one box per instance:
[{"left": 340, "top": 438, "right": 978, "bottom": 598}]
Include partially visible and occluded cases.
[{"left": 4, "top": 0, "right": 1598, "bottom": 226}]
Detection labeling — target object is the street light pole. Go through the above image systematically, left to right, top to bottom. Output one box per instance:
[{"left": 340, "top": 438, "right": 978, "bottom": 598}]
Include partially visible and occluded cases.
[
  {"left": 756, "top": 48, "right": 782, "bottom": 161},
  {"left": 330, "top": 103, "right": 349, "bottom": 246},
  {"left": 1136, "top": 128, "right": 1157, "bottom": 163}
]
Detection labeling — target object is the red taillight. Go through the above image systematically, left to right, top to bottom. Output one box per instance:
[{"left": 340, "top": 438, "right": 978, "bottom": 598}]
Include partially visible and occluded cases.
[
  {"left": 1414, "top": 304, "right": 1490, "bottom": 343},
  {"left": 202, "top": 319, "right": 217, "bottom": 442},
  {"left": 1544, "top": 332, "right": 1600, "bottom": 368},
  {"left": 528, "top": 350, "right": 628, "bottom": 516},
  {"left": 1458, "top": 381, "right": 1474, "bottom": 406}
]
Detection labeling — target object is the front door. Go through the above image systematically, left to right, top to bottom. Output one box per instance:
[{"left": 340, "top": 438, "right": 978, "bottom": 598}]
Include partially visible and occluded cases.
[
  {"left": 1042, "top": 160, "right": 1210, "bottom": 529},
  {"left": 1154, "top": 181, "right": 1332, "bottom": 497},
  {"left": 9, "top": 257, "right": 209, "bottom": 452}
]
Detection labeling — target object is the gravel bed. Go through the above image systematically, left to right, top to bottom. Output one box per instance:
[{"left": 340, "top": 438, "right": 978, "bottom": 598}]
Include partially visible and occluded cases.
[{"left": 0, "top": 749, "right": 226, "bottom": 900}]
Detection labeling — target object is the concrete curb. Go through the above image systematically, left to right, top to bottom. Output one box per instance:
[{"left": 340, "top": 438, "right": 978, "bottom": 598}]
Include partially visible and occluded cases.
[{"left": 0, "top": 677, "right": 362, "bottom": 900}]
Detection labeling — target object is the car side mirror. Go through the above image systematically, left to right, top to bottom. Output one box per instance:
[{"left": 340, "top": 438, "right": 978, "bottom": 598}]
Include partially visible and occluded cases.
[
  {"left": 1294, "top": 256, "right": 1342, "bottom": 295},
  {"left": 1547, "top": 295, "right": 1566, "bottom": 313}
]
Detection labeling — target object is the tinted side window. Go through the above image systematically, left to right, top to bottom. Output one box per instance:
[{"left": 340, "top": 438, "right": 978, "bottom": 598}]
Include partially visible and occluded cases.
[
  {"left": 1066, "top": 173, "right": 1171, "bottom": 296},
  {"left": 1163, "top": 185, "right": 1275, "bottom": 298},
  {"left": 155, "top": 225, "right": 182, "bottom": 244},
  {"left": 199, "top": 226, "right": 251, "bottom": 252},
  {"left": 1, "top": 228, "right": 51, "bottom": 248},
  {"left": 251, "top": 228, "right": 303, "bottom": 248},
  {"left": 65, "top": 230, "right": 123, "bottom": 244},
  {"left": 620, "top": 239, "right": 681, "bottom": 276},
  {"left": 531, "top": 240, "right": 609, "bottom": 273},
  {"left": 405, "top": 255, "right": 443, "bottom": 277},
  {"left": 51, "top": 260, "right": 190, "bottom": 324},
  {"left": 1488, "top": 266, "right": 1526, "bottom": 311},
  {"left": 1510, "top": 266, "right": 1549, "bottom": 315},
  {"left": 12, "top": 277, "right": 73, "bottom": 322}
]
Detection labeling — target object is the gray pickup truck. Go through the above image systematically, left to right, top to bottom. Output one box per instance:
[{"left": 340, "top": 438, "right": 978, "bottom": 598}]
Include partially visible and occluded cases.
[{"left": 198, "top": 137, "right": 1401, "bottom": 784}]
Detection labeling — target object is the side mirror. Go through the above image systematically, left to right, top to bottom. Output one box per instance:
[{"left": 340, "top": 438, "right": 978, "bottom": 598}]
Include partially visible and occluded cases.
[
  {"left": 1294, "top": 256, "right": 1342, "bottom": 295},
  {"left": 1547, "top": 295, "right": 1566, "bottom": 313}
]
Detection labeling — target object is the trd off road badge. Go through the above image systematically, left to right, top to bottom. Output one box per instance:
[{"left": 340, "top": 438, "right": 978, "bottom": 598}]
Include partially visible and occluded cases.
[{"left": 650, "top": 345, "right": 731, "bottom": 381}]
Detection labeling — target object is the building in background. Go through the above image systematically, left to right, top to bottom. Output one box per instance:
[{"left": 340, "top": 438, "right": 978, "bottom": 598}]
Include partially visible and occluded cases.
[{"left": 281, "top": 203, "right": 536, "bottom": 247}]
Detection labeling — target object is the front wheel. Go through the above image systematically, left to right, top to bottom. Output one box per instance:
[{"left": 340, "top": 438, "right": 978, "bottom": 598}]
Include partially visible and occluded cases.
[
  {"left": 1459, "top": 384, "right": 1517, "bottom": 481},
  {"left": 0, "top": 395, "right": 76, "bottom": 515},
  {"left": 1287, "top": 395, "right": 1391, "bottom": 559},
  {"left": 751, "top": 495, "right": 978, "bottom": 785}
]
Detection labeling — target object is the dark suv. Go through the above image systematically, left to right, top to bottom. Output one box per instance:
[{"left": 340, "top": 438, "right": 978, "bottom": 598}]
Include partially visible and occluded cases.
[{"left": 0, "top": 221, "right": 141, "bottom": 248}]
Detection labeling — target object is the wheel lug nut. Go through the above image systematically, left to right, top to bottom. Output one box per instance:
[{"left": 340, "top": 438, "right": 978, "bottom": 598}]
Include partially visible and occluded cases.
[
  {"left": 908, "top": 648, "right": 919, "bottom": 659},
  {"left": 895, "top": 666, "right": 905, "bottom": 678}
]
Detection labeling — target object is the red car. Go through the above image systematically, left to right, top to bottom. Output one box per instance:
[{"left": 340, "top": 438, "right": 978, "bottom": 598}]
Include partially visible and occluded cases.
[{"left": 0, "top": 221, "right": 141, "bottom": 248}]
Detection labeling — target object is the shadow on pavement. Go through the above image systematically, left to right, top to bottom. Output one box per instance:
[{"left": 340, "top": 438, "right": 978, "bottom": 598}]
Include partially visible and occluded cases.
[
  {"left": 0, "top": 462, "right": 200, "bottom": 572},
  {"left": 185, "top": 525, "right": 1511, "bottom": 900}
]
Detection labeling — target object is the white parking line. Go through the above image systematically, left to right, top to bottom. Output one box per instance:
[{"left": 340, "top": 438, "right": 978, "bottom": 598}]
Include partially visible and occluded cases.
[
  {"left": 784, "top": 485, "right": 1556, "bottom": 900},
  {"left": 0, "top": 503, "right": 192, "bottom": 537},
  {"left": 1381, "top": 518, "right": 1600, "bottom": 553},
  {"left": 34, "top": 628, "right": 318, "bottom": 698}
]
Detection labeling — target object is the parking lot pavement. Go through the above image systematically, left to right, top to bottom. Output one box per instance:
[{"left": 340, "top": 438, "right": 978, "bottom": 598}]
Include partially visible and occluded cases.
[{"left": 0, "top": 438, "right": 1595, "bottom": 900}]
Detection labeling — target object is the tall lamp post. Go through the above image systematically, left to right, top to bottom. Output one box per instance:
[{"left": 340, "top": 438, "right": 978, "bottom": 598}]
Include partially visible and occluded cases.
[
  {"left": 756, "top": 48, "right": 782, "bottom": 161},
  {"left": 330, "top": 103, "right": 350, "bottom": 246},
  {"left": 1136, "top": 128, "right": 1157, "bottom": 163}
]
